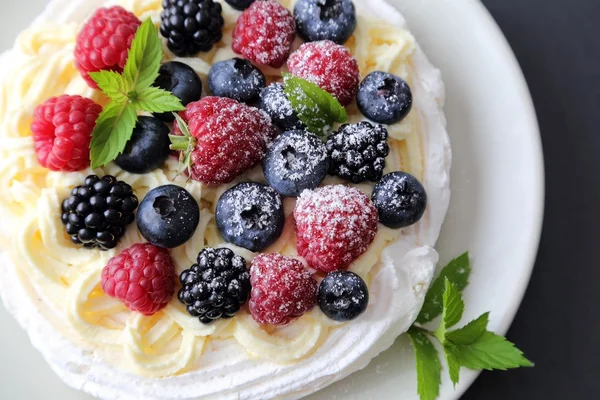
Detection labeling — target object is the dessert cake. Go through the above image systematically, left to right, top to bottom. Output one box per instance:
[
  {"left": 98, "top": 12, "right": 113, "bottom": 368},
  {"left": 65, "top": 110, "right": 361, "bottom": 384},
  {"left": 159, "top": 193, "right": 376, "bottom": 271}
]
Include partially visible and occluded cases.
[{"left": 0, "top": 0, "right": 451, "bottom": 399}]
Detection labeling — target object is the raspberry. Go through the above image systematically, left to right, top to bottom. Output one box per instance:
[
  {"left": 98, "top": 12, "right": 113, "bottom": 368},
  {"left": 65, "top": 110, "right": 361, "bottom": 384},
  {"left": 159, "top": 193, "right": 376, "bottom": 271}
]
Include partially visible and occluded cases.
[
  {"left": 232, "top": 0, "right": 296, "bottom": 68},
  {"left": 74, "top": 6, "right": 141, "bottom": 88},
  {"left": 287, "top": 40, "right": 360, "bottom": 106},
  {"left": 31, "top": 95, "right": 102, "bottom": 171},
  {"left": 172, "top": 97, "right": 276, "bottom": 185},
  {"left": 294, "top": 185, "right": 378, "bottom": 272},
  {"left": 101, "top": 243, "right": 176, "bottom": 316},
  {"left": 249, "top": 253, "right": 317, "bottom": 325}
]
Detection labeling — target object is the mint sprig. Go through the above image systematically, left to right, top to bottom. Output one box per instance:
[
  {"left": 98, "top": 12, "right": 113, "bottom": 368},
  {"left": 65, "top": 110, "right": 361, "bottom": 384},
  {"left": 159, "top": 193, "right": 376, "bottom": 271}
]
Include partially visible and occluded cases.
[
  {"left": 89, "top": 18, "right": 185, "bottom": 169},
  {"left": 409, "top": 253, "right": 533, "bottom": 400}
]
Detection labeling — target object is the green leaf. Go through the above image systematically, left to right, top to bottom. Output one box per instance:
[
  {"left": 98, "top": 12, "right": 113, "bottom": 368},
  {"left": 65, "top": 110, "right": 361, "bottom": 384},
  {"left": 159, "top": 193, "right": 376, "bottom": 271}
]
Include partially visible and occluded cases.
[
  {"left": 123, "top": 18, "right": 162, "bottom": 91},
  {"left": 89, "top": 71, "right": 131, "bottom": 103},
  {"left": 283, "top": 73, "right": 347, "bottom": 137},
  {"left": 131, "top": 87, "right": 185, "bottom": 113},
  {"left": 90, "top": 102, "right": 137, "bottom": 169},
  {"left": 417, "top": 252, "right": 471, "bottom": 324},
  {"left": 435, "top": 279, "right": 465, "bottom": 341},
  {"left": 446, "top": 312, "right": 489, "bottom": 345},
  {"left": 407, "top": 328, "right": 441, "bottom": 400},
  {"left": 455, "top": 331, "right": 534, "bottom": 371},
  {"left": 443, "top": 342, "right": 461, "bottom": 387}
]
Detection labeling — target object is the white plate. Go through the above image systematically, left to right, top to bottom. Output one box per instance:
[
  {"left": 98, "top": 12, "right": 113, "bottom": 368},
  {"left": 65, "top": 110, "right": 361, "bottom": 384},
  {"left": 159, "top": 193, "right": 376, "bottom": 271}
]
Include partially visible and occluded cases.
[{"left": 0, "top": 0, "right": 543, "bottom": 399}]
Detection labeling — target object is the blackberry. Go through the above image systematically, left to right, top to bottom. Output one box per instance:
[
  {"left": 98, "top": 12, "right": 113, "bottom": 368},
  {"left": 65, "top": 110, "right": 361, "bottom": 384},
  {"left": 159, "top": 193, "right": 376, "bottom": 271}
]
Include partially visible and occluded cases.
[
  {"left": 160, "top": 0, "right": 224, "bottom": 57},
  {"left": 326, "top": 122, "right": 390, "bottom": 183},
  {"left": 61, "top": 175, "right": 139, "bottom": 250},
  {"left": 178, "top": 248, "right": 251, "bottom": 324}
]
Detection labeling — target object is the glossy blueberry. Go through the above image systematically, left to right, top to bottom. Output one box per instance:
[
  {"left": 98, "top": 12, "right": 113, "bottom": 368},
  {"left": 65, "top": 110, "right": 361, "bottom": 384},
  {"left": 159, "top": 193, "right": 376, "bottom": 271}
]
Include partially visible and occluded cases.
[
  {"left": 224, "top": 0, "right": 255, "bottom": 11},
  {"left": 294, "top": 0, "right": 356, "bottom": 44},
  {"left": 208, "top": 58, "right": 266, "bottom": 103},
  {"left": 154, "top": 61, "right": 203, "bottom": 122},
  {"left": 357, "top": 71, "right": 412, "bottom": 124},
  {"left": 259, "top": 83, "right": 305, "bottom": 131},
  {"left": 115, "top": 116, "right": 171, "bottom": 174},
  {"left": 263, "top": 130, "right": 329, "bottom": 197},
  {"left": 372, "top": 172, "right": 427, "bottom": 229},
  {"left": 215, "top": 182, "right": 284, "bottom": 252},
  {"left": 137, "top": 185, "right": 200, "bottom": 248},
  {"left": 318, "top": 271, "right": 369, "bottom": 321}
]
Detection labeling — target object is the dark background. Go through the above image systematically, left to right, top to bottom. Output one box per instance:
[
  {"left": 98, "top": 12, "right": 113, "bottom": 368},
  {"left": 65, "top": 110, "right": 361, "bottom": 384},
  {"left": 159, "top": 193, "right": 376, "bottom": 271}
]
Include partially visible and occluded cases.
[{"left": 463, "top": 0, "right": 600, "bottom": 399}]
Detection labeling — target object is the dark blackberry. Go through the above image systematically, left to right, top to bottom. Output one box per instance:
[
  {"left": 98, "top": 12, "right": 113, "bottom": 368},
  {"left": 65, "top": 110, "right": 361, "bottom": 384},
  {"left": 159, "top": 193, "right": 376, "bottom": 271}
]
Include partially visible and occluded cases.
[
  {"left": 160, "top": 0, "right": 224, "bottom": 57},
  {"left": 326, "top": 122, "right": 390, "bottom": 183},
  {"left": 61, "top": 175, "right": 139, "bottom": 250},
  {"left": 178, "top": 247, "right": 251, "bottom": 324}
]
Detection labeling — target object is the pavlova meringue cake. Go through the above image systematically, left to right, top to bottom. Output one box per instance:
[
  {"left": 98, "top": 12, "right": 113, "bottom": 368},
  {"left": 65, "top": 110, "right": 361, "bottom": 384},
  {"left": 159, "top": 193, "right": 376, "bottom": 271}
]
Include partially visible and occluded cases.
[{"left": 0, "top": 0, "right": 451, "bottom": 399}]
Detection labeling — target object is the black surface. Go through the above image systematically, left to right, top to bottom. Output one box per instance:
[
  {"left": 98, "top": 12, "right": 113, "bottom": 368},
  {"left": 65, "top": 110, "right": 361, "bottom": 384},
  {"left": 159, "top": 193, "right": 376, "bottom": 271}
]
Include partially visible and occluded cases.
[{"left": 463, "top": 0, "right": 600, "bottom": 399}]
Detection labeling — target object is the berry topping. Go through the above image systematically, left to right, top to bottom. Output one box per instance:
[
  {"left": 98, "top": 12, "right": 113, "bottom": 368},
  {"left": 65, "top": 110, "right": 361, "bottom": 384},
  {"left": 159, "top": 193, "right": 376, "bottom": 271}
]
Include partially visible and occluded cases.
[
  {"left": 160, "top": 0, "right": 224, "bottom": 57},
  {"left": 224, "top": 0, "right": 255, "bottom": 11},
  {"left": 232, "top": 0, "right": 296, "bottom": 68},
  {"left": 294, "top": 0, "right": 356, "bottom": 44},
  {"left": 74, "top": 6, "right": 141, "bottom": 88},
  {"left": 287, "top": 40, "right": 360, "bottom": 106},
  {"left": 208, "top": 58, "right": 266, "bottom": 103},
  {"left": 154, "top": 61, "right": 203, "bottom": 122},
  {"left": 357, "top": 71, "right": 413, "bottom": 124},
  {"left": 259, "top": 83, "right": 305, "bottom": 131},
  {"left": 31, "top": 95, "right": 102, "bottom": 171},
  {"left": 170, "top": 97, "right": 276, "bottom": 185},
  {"left": 115, "top": 116, "right": 171, "bottom": 174},
  {"left": 326, "top": 121, "right": 390, "bottom": 183},
  {"left": 263, "top": 130, "right": 329, "bottom": 197},
  {"left": 372, "top": 172, "right": 427, "bottom": 229},
  {"left": 61, "top": 175, "right": 139, "bottom": 250},
  {"left": 216, "top": 183, "right": 284, "bottom": 252},
  {"left": 137, "top": 185, "right": 200, "bottom": 248},
  {"left": 294, "top": 185, "right": 378, "bottom": 272},
  {"left": 101, "top": 243, "right": 176, "bottom": 316},
  {"left": 178, "top": 247, "right": 251, "bottom": 324},
  {"left": 249, "top": 253, "right": 317, "bottom": 325},
  {"left": 318, "top": 270, "right": 369, "bottom": 321}
]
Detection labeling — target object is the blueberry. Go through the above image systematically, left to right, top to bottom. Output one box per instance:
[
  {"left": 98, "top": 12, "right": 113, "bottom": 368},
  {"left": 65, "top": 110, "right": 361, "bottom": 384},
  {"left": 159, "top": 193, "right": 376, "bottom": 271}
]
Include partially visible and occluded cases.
[
  {"left": 224, "top": 0, "right": 255, "bottom": 11},
  {"left": 294, "top": 0, "right": 356, "bottom": 44},
  {"left": 208, "top": 58, "right": 266, "bottom": 103},
  {"left": 154, "top": 61, "right": 202, "bottom": 122},
  {"left": 357, "top": 71, "right": 413, "bottom": 124},
  {"left": 259, "top": 83, "right": 305, "bottom": 131},
  {"left": 115, "top": 116, "right": 171, "bottom": 174},
  {"left": 263, "top": 130, "right": 329, "bottom": 197},
  {"left": 372, "top": 172, "right": 427, "bottom": 229},
  {"left": 215, "top": 182, "right": 284, "bottom": 252},
  {"left": 137, "top": 185, "right": 200, "bottom": 248},
  {"left": 318, "top": 271, "right": 369, "bottom": 321}
]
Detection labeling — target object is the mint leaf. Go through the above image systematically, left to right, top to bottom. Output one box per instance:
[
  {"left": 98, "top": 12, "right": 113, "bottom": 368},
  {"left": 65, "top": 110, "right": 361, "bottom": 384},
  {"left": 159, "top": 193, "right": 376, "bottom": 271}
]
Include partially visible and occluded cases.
[
  {"left": 123, "top": 18, "right": 162, "bottom": 91},
  {"left": 89, "top": 71, "right": 130, "bottom": 103},
  {"left": 283, "top": 73, "right": 347, "bottom": 137},
  {"left": 132, "top": 87, "right": 185, "bottom": 113},
  {"left": 90, "top": 102, "right": 137, "bottom": 169},
  {"left": 417, "top": 252, "right": 471, "bottom": 324},
  {"left": 435, "top": 279, "right": 464, "bottom": 341},
  {"left": 446, "top": 312, "right": 489, "bottom": 345},
  {"left": 407, "top": 328, "right": 441, "bottom": 400},
  {"left": 455, "top": 331, "right": 534, "bottom": 370},
  {"left": 443, "top": 343, "right": 461, "bottom": 387}
]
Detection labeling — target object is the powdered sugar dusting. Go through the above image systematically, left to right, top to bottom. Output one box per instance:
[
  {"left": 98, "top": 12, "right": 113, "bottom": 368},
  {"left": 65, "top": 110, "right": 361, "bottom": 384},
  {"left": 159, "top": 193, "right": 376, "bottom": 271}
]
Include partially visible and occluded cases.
[{"left": 268, "top": 130, "right": 328, "bottom": 182}]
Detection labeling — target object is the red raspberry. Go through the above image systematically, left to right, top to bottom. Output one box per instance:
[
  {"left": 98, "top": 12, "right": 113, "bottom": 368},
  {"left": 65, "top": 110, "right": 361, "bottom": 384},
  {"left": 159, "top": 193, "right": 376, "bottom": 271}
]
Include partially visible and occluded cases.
[
  {"left": 232, "top": 0, "right": 296, "bottom": 68},
  {"left": 74, "top": 6, "right": 141, "bottom": 88},
  {"left": 287, "top": 40, "right": 360, "bottom": 106},
  {"left": 31, "top": 95, "right": 102, "bottom": 171},
  {"left": 172, "top": 96, "right": 276, "bottom": 185},
  {"left": 294, "top": 185, "right": 378, "bottom": 272},
  {"left": 101, "top": 243, "right": 176, "bottom": 316},
  {"left": 249, "top": 253, "right": 318, "bottom": 325}
]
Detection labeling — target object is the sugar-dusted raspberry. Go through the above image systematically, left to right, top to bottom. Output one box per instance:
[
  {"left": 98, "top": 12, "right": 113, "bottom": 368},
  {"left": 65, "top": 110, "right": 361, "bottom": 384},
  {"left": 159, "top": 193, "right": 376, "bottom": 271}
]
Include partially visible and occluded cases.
[
  {"left": 232, "top": 0, "right": 296, "bottom": 68},
  {"left": 74, "top": 6, "right": 141, "bottom": 88},
  {"left": 287, "top": 40, "right": 360, "bottom": 106},
  {"left": 31, "top": 95, "right": 102, "bottom": 171},
  {"left": 171, "top": 96, "right": 276, "bottom": 185},
  {"left": 294, "top": 185, "right": 378, "bottom": 272},
  {"left": 101, "top": 243, "right": 176, "bottom": 316},
  {"left": 249, "top": 253, "right": 318, "bottom": 325}
]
